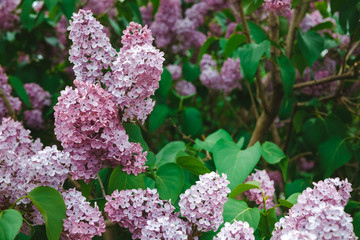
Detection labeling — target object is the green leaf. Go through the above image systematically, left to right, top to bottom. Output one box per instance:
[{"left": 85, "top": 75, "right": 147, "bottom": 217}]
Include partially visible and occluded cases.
[
  {"left": 20, "top": 0, "right": 35, "bottom": 30},
  {"left": 45, "top": 0, "right": 58, "bottom": 12},
  {"left": 59, "top": 0, "right": 75, "bottom": 19},
  {"left": 127, "top": 0, "right": 143, "bottom": 24},
  {"left": 243, "top": 0, "right": 265, "bottom": 14},
  {"left": 109, "top": 17, "right": 122, "bottom": 36},
  {"left": 248, "top": 21, "right": 268, "bottom": 43},
  {"left": 309, "top": 21, "right": 334, "bottom": 32},
  {"left": 297, "top": 30, "right": 324, "bottom": 67},
  {"left": 224, "top": 34, "right": 246, "bottom": 58},
  {"left": 197, "top": 37, "right": 218, "bottom": 63},
  {"left": 238, "top": 41, "right": 270, "bottom": 83},
  {"left": 277, "top": 55, "right": 295, "bottom": 98},
  {"left": 182, "top": 61, "right": 201, "bottom": 82},
  {"left": 156, "top": 68, "right": 172, "bottom": 100},
  {"left": 8, "top": 76, "right": 31, "bottom": 108},
  {"left": 149, "top": 104, "right": 170, "bottom": 132},
  {"left": 181, "top": 107, "right": 203, "bottom": 137},
  {"left": 302, "top": 118, "right": 327, "bottom": 150},
  {"left": 123, "top": 122, "right": 149, "bottom": 151},
  {"left": 195, "top": 129, "right": 233, "bottom": 152},
  {"left": 318, "top": 137, "right": 353, "bottom": 177},
  {"left": 213, "top": 140, "right": 261, "bottom": 190},
  {"left": 155, "top": 141, "right": 186, "bottom": 167},
  {"left": 261, "top": 141, "right": 286, "bottom": 164},
  {"left": 176, "top": 156, "right": 211, "bottom": 175},
  {"left": 279, "top": 157, "right": 289, "bottom": 183},
  {"left": 155, "top": 163, "right": 184, "bottom": 204},
  {"left": 108, "top": 166, "right": 145, "bottom": 194},
  {"left": 286, "top": 179, "right": 310, "bottom": 198},
  {"left": 78, "top": 180, "right": 94, "bottom": 200},
  {"left": 229, "top": 181, "right": 261, "bottom": 199},
  {"left": 28, "top": 186, "right": 66, "bottom": 240},
  {"left": 286, "top": 192, "right": 301, "bottom": 205},
  {"left": 223, "top": 198, "right": 260, "bottom": 230},
  {"left": 278, "top": 199, "right": 294, "bottom": 208},
  {"left": 258, "top": 208, "right": 277, "bottom": 237},
  {"left": 0, "top": 209, "right": 23, "bottom": 240},
  {"left": 354, "top": 212, "right": 360, "bottom": 237}
]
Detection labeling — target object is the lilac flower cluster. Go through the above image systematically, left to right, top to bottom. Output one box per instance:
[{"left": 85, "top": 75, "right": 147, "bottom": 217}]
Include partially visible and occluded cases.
[
  {"left": 0, "top": 0, "right": 20, "bottom": 29},
  {"left": 83, "top": 0, "right": 115, "bottom": 16},
  {"left": 263, "top": 0, "right": 291, "bottom": 13},
  {"left": 140, "top": 3, "right": 153, "bottom": 27},
  {"left": 68, "top": 9, "right": 117, "bottom": 83},
  {"left": 300, "top": 10, "right": 335, "bottom": 33},
  {"left": 109, "top": 22, "right": 164, "bottom": 123},
  {"left": 200, "top": 54, "right": 242, "bottom": 93},
  {"left": 167, "top": 64, "right": 182, "bottom": 80},
  {"left": 0, "top": 66, "right": 21, "bottom": 121},
  {"left": 54, "top": 80, "right": 147, "bottom": 181},
  {"left": 175, "top": 80, "right": 197, "bottom": 97},
  {"left": 23, "top": 83, "right": 51, "bottom": 129},
  {"left": 0, "top": 118, "right": 70, "bottom": 205},
  {"left": 244, "top": 169, "right": 275, "bottom": 209},
  {"left": 179, "top": 171, "right": 230, "bottom": 232},
  {"left": 271, "top": 178, "right": 357, "bottom": 240},
  {"left": 104, "top": 188, "right": 189, "bottom": 239},
  {"left": 61, "top": 189, "right": 106, "bottom": 240},
  {"left": 214, "top": 220, "right": 255, "bottom": 240}
]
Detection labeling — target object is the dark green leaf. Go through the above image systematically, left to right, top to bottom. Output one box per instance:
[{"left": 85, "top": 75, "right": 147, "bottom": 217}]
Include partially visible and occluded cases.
[
  {"left": 20, "top": 0, "right": 35, "bottom": 30},
  {"left": 45, "top": 0, "right": 58, "bottom": 12},
  {"left": 59, "top": 0, "right": 75, "bottom": 19},
  {"left": 127, "top": 0, "right": 143, "bottom": 24},
  {"left": 243, "top": 0, "right": 265, "bottom": 14},
  {"left": 109, "top": 18, "right": 122, "bottom": 36},
  {"left": 297, "top": 30, "right": 324, "bottom": 67},
  {"left": 224, "top": 34, "right": 246, "bottom": 58},
  {"left": 197, "top": 37, "right": 218, "bottom": 63},
  {"left": 238, "top": 41, "right": 270, "bottom": 83},
  {"left": 277, "top": 55, "right": 295, "bottom": 98},
  {"left": 182, "top": 62, "right": 201, "bottom": 82},
  {"left": 156, "top": 69, "right": 172, "bottom": 99},
  {"left": 8, "top": 76, "right": 31, "bottom": 108},
  {"left": 149, "top": 104, "right": 170, "bottom": 132},
  {"left": 181, "top": 107, "right": 203, "bottom": 137},
  {"left": 123, "top": 122, "right": 149, "bottom": 151},
  {"left": 195, "top": 129, "right": 233, "bottom": 152},
  {"left": 319, "top": 137, "right": 353, "bottom": 177},
  {"left": 213, "top": 140, "right": 261, "bottom": 190},
  {"left": 155, "top": 141, "right": 186, "bottom": 167},
  {"left": 261, "top": 141, "right": 286, "bottom": 164},
  {"left": 176, "top": 156, "right": 211, "bottom": 175},
  {"left": 279, "top": 157, "right": 289, "bottom": 183},
  {"left": 155, "top": 163, "right": 184, "bottom": 204},
  {"left": 108, "top": 166, "right": 145, "bottom": 194},
  {"left": 286, "top": 179, "right": 310, "bottom": 198},
  {"left": 78, "top": 180, "right": 94, "bottom": 200},
  {"left": 229, "top": 181, "right": 261, "bottom": 199},
  {"left": 28, "top": 186, "right": 66, "bottom": 240},
  {"left": 223, "top": 198, "right": 260, "bottom": 230},
  {"left": 258, "top": 208, "right": 277, "bottom": 237},
  {"left": 0, "top": 209, "right": 23, "bottom": 240},
  {"left": 354, "top": 212, "right": 360, "bottom": 237}
]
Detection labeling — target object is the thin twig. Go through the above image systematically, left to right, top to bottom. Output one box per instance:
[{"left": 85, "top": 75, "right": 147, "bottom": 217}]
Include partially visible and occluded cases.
[
  {"left": 293, "top": 72, "right": 355, "bottom": 89},
  {"left": 245, "top": 81, "right": 259, "bottom": 119},
  {"left": 0, "top": 87, "right": 16, "bottom": 120},
  {"left": 283, "top": 104, "right": 298, "bottom": 152},
  {"left": 290, "top": 152, "right": 312, "bottom": 162},
  {"left": 96, "top": 173, "right": 106, "bottom": 198},
  {"left": 67, "top": 175, "right": 82, "bottom": 191}
]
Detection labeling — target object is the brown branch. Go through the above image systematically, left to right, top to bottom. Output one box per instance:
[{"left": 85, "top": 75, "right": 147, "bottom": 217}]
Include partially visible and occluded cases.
[
  {"left": 238, "top": 0, "right": 251, "bottom": 43},
  {"left": 285, "top": 1, "right": 301, "bottom": 57},
  {"left": 293, "top": 72, "right": 355, "bottom": 89},
  {"left": 245, "top": 81, "right": 259, "bottom": 119},
  {"left": 0, "top": 87, "right": 16, "bottom": 120},
  {"left": 341, "top": 97, "right": 360, "bottom": 116},
  {"left": 283, "top": 104, "right": 298, "bottom": 152},
  {"left": 290, "top": 152, "right": 312, "bottom": 162},
  {"left": 96, "top": 173, "right": 106, "bottom": 198},
  {"left": 67, "top": 175, "right": 82, "bottom": 191}
]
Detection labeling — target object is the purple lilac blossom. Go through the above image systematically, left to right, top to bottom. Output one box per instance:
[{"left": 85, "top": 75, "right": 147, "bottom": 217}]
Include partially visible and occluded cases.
[
  {"left": 0, "top": 0, "right": 20, "bottom": 29},
  {"left": 83, "top": 0, "right": 115, "bottom": 16},
  {"left": 263, "top": 0, "right": 291, "bottom": 13},
  {"left": 140, "top": 2, "right": 153, "bottom": 27},
  {"left": 68, "top": 9, "right": 117, "bottom": 83},
  {"left": 300, "top": 10, "right": 335, "bottom": 33},
  {"left": 108, "top": 22, "right": 164, "bottom": 123},
  {"left": 208, "top": 22, "right": 223, "bottom": 37},
  {"left": 167, "top": 64, "right": 182, "bottom": 80},
  {"left": 0, "top": 66, "right": 21, "bottom": 121},
  {"left": 54, "top": 80, "right": 147, "bottom": 181},
  {"left": 175, "top": 80, "right": 196, "bottom": 96},
  {"left": 24, "top": 83, "right": 51, "bottom": 109},
  {"left": 23, "top": 109, "right": 44, "bottom": 129},
  {"left": 244, "top": 169, "right": 275, "bottom": 209},
  {"left": 179, "top": 171, "right": 231, "bottom": 232},
  {"left": 271, "top": 178, "right": 357, "bottom": 240},
  {"left": 105, "top": 188, "right": 176, "bottom": 239},
  {"left": 61, "top": 189, "right": 106, "bottom": 240},
  {"left": 214, "top": 220, "right": 255, "bottom": 240}
]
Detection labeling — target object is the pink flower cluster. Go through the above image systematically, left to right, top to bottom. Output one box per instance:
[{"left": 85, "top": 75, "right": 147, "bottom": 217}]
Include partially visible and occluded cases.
[
  {"left": 0, "top": 0, "right": 20, "bottom": 29},
  {"left": 83, "top": 0, "right": 115, "bottom": 16},
  {"left": 263, "top": 0, "right": 291, "bottom": 13},
  {"left": 140, "top": 3, "right": 153, "bottom": 27},
  {"left": 300, "top": 10, "right": 336, "bottom": 33},
  {"left": 200, "top": 54, "right": 242, "bottom": 93},
  {"left": 167, "top": 64, "right": 182, "bottom": 80},
  {"left": 0, "top": 66, "right": 21, "bottom": 121},
  {"left": 54, "top": 80, "right": 147, "bottom": 181},
  {"left": 175, "top": 80, "right": 196, "bottom": 97},
  {"left": 23, "top": 83, "right": 51, "bottom": 129},
  {"left": 0, "top": 118, "right": 70, "bottom": 205},
  {"left": 244, "top": 169, "right": 275, "bottom": 209},
  {"left": 179, "top": 171, "right": 231, "bottom": 232},
  {"left": 271, "top": 178, "right": 357, "bottom": 240},
  {"left": 105, "top": 188, "right": 190, "bottom": 239},
  {"left": 61, "top": 189, "right": 106, "bottom": 240},
  {"left": 214, "top": 220, "right": 255, "bottom": 240}
]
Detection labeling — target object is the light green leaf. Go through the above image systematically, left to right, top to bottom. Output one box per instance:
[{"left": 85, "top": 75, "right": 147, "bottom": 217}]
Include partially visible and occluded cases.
[
  {"left": 224, "top": 34, "right": 246, "bottom": 58},
  {"left": 195, "top": 129, "right": 233, "bottom": 152},
  {"left": 155, "top": 141, "right": 186, "bottom": 167},
  {"left": 261, "top": 141, "right": 286, "bottom": 164},
  {"left": 176, "top": 155, "right": 211, "bottom": 176},
  {"left": 155, "top": 163, "right": 184, "bottom": 204},
  {"left": 108, "top": 166, "right": 145, "bottom": 194},
  {"left": 229, "top": 181, "right": 261, "bottom": 199},
  {"left": 28, "top": 186, "right": 66, "bottom": 240},
  {"left": 223, "top": 198, "right": 260, "bottom": 230},
  {"left": 0, "top": 209, "right": 23, "bottom": 240}
]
